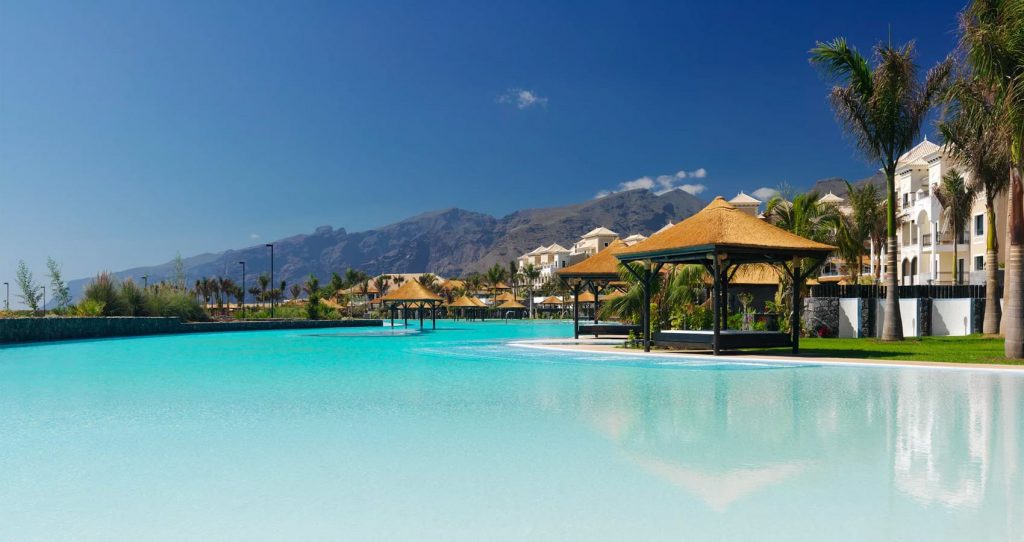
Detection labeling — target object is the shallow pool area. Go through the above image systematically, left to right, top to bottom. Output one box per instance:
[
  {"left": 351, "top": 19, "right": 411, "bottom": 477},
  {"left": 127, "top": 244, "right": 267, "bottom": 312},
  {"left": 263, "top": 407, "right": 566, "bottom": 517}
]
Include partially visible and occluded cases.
[{"left": 1, "top": 321, "right": 1022, "bottom": 540}]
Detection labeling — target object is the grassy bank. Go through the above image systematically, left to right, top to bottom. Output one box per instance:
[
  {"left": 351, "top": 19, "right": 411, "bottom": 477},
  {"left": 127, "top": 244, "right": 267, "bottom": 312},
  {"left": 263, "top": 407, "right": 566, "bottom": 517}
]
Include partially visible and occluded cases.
[{"left": 752, "top": 335, "right": 1018, "bottom": 365}]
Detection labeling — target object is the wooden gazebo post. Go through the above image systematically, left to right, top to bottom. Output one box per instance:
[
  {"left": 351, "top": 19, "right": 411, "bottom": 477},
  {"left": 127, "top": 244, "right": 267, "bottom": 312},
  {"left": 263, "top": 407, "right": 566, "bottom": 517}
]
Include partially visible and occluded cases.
[
  {"left": 712, "top": 251, "right": 721, "bottom": 356},
  {"left": 791, "top": 257, "right": 801, "bottom": 354},
  {"left": 570, "top": 281, "right": 582, "bottom": 339}
]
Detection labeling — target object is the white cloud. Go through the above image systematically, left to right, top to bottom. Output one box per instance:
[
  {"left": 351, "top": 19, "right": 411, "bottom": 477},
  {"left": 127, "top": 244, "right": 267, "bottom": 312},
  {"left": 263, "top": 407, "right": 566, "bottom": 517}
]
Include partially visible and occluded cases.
[
  {"left": 497, "top": 88, "right": 548, "bottom": 109},
  {"left": 595, "top": 168, "right": 709, "bottom": 198},
  {"left": 751, "top": 187, "right": 780, "bottom": 201},
  {"left": 250, "top": 233, "right": 261, "bottom": 240}
]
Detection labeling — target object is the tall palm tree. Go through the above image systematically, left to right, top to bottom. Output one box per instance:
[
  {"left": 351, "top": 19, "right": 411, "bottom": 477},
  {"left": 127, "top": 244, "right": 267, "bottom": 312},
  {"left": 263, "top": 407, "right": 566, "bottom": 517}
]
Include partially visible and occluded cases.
[
  {"left": 959, "top": 0, "right": 1024, "bottom": 356},
  {"left": 811, "top": 38, "right": 951, "bottom": 340},
  {"left": 935, "top": 170, "right": 979, "bottom": 285},
  {"left": 845, "top": 181, "right": 887, "bottom": 281},
  {"left": 484, "top": 263, "right": 507, "bottom": 307},
  {"left": 522, "top": 263, "right": 541, "bottom": 318},
  {"left": 258, "top": 274, "right": 270, "bottom": 309},
  {"left": 372, "top": 275, "right": 391, "bottom": 299},
  {"left": 290, "top": 283, "right": 302, "bottom": 300}
]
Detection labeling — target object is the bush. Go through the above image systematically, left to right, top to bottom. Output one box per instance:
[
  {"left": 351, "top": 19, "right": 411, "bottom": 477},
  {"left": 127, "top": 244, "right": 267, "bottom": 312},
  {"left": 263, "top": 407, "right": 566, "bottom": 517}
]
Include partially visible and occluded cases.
[
  {"left": 80, "top": 273, "right": 208, "bottom": 321},
  {"left": 144, "top": 288, "right": 209, "bottom": 322},
  {"left": 73, "top": 299, "right": 106, "bottom": 316}
]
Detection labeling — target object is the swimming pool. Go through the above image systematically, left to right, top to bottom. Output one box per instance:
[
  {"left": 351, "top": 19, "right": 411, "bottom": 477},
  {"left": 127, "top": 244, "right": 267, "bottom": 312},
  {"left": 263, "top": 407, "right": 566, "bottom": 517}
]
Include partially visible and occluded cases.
[{"left": 1, "top": 321, "right": 1021, "bottom": 540}]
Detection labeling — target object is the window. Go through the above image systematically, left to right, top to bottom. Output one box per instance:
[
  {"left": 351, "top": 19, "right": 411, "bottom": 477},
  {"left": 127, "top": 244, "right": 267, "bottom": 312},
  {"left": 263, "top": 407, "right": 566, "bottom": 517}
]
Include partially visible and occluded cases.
[
  {"left": 975, "top": 214, "right": 984, "bottom": 237},
  {"left": 975, "top": 256, "right": 985, "bottom": 271},
  {"left": 958, "top": 258, "right": 965, "bottom": 279}
]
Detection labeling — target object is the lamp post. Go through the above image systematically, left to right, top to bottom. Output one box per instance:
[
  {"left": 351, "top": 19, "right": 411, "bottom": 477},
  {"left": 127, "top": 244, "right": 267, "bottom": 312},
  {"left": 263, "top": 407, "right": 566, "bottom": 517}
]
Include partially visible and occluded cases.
[
  {"left": 266, "top": 243, "right": 274, "bottom": 318},
  {"left": 238, "top": 261, "right": 246, "bottom": 319},
  {"left": 2, "top": 282, "right": 8, "bottom": 312},
  {"left": 41, "top": 285, "right": 46, "bottom": 315}
]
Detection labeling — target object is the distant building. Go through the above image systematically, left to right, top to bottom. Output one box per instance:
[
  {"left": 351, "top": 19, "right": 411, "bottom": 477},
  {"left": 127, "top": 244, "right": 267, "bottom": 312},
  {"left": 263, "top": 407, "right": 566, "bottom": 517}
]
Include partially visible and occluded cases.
[
  {"left": 728, "top": 192, "right": 762, "bottom": 216},
  {"left": 569, "top": 227, "right": 619, "bottom": 263},
  {"left": 517, "top": 243, "right": 571, "bottom": 285}
]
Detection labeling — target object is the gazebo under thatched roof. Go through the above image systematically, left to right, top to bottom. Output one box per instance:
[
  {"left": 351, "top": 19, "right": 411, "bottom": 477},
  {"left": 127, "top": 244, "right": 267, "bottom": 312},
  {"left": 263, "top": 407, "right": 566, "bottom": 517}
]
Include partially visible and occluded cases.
[
  {"left": 617, "top": 197, "right": 834, "bottom": 354},
  {"left": 557, "top": 239, "right": 632, "bottom": 338},
  {"left": 380, "top": 280, "right": 444, "bottom": 329},
  {"left": 494, "top": 291, "right": 517, "bottom": 303},
  {"left": 448, "top": 294, "right": 487, "bottom": 321},
  {"left": 448, "top": 295, "right": 480, "bottom": 308},
  {"left": 538, "top": 296, "right": 563, "bottom": 305},
  {"left": 497, "top": 299, "right": 527, "bottom": 320}
]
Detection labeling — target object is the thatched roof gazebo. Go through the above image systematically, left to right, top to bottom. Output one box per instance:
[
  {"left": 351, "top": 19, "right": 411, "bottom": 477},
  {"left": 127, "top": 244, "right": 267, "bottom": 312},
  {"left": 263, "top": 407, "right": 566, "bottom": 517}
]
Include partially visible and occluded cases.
[
  {"left": 617, "top": 197, "right": 835, "bottom": 354},
  {"left": 557, "top": 239, "right": 631, "bottom": 338},
  {"left": 379, "top": 280, "right": 444, "bottom": 329},
  {"left": 449, "top": 295, "right": 486, "bottom": 321},
  {"left": 497, "top": 299, "right": 527, "bottom": 320}
]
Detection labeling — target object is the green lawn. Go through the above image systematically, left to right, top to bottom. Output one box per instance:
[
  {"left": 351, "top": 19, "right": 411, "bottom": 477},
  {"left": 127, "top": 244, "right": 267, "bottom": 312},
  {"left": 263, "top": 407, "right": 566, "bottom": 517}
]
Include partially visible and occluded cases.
[{"left": 750, "top": 335, "right": 1020, "bottom": 365}]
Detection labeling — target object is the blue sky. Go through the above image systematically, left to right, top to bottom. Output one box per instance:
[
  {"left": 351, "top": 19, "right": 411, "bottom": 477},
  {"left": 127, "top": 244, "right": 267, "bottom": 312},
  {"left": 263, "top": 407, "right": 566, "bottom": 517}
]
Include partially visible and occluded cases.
[{"left": 1, "top": 0, "right": 966, "bottom": 283}]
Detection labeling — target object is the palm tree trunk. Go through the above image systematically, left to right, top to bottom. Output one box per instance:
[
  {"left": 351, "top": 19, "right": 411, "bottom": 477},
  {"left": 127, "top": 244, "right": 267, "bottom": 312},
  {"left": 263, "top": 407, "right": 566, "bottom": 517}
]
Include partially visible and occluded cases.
[
  {"left": 1004, "top": 165, "right": 1023, "bottom": 358},
  {"left": 882, "top": 173, "right": 904, "bottom": 341},
  {"left": 984, "top": 202, "right": 1001, "bottom": 334},
  {"left": 953, "top": 218, "right": 959, "bottom": 286}
]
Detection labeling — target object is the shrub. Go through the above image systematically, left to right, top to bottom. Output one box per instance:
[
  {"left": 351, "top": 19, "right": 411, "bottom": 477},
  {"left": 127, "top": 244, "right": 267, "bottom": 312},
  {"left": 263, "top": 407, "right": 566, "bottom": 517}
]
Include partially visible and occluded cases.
[
  {"left": 83, "top": 273, "right": 126, "bottom": 316},
  {"left": 119, "top": 280, "right": 147, "bottom": 316},
  {"left": 144, "top": 288, "right": 209, "bottom": 322},
  {"left": 73, "top": 299, "right": 106, "bottom": 316}
]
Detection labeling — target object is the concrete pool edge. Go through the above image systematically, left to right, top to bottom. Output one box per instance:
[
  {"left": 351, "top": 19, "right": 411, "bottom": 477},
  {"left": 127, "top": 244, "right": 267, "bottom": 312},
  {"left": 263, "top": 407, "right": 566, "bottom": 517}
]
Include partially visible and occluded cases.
[{"left": 510, "top": 338, "right": 1024, "bottom": 373}]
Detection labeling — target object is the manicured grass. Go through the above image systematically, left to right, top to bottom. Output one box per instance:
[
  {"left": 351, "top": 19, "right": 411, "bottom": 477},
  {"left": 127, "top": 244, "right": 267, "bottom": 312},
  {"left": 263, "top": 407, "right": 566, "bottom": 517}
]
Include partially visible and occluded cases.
[{"left": 752, "top": 335, "right": 1020, "bottom": 364}]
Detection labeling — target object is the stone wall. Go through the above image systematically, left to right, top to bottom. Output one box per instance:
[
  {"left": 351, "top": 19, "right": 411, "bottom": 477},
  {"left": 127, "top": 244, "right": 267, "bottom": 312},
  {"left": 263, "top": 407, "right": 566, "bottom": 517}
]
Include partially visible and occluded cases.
[
  {"left": 803, "top": 297, "right": 840, "bottom": 337},
  {"left": 0, "top": 318, "right": 382, "bottom": 345}
]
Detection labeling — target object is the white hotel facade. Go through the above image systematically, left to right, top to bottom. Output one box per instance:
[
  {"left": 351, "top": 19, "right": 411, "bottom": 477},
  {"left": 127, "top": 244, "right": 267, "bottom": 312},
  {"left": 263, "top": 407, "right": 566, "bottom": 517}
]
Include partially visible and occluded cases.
[{"left": 888, "top": 138, "right": 1006, "bottom": 286}]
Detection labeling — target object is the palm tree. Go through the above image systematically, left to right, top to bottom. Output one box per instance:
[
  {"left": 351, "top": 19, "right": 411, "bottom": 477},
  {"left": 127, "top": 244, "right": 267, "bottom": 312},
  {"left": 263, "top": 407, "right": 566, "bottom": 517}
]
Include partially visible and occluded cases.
[
  {"left": 959, "top": 0, "right": 1024, "bottom": 356},
  {"left": 810, "top": 38, "right": 951, "bottom": 340},
  {"left": 941, "top": 75, "right": 1013, "bottom": 332},
  {"left": 935, "top": 170, "right": 979, "bottom": 285},
  {"left": 845, "top": 181, "right": 887, "bottom": 281},
  {"left": 484, "top": 263, "right": 507, "bottom": 308},
  {"left": 522, "top": 263, "right": 541, "bottom": 318},
  {"left": 258, "top": 274, "right": 270, "bottom": 309},
  {"left": 373, "top": 275, "right": 391, "bottom": 300},
  {"left": 290, "top": 283, "right": 302, "bottom": 300}
]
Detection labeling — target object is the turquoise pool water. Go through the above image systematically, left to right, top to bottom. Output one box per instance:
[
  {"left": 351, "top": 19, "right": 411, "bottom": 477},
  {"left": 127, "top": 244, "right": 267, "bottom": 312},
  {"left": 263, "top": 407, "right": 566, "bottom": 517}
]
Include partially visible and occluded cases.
[{"left": 1, "top": 321, "right": 1022, "bottom": 541}]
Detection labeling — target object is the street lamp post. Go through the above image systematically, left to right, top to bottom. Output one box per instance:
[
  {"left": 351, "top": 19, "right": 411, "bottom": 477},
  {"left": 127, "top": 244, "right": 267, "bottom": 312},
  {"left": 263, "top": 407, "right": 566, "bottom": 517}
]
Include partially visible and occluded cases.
[
  {"left": 266, "top": 243, "right": 275, "bottom": 318},
  {"left": 238, "top": 261, "right": 246, "bottom": 319},
  {"left": 2, "top": 282, "right": 8, "bottom": 312},
  {"left": 41, "top": 285, "right": 46, "bottom": 315}
]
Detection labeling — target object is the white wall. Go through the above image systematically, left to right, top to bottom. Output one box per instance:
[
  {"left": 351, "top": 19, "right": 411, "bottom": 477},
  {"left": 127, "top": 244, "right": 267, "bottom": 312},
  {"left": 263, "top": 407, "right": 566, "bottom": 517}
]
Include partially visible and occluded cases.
[
  {"left": 838, "top": 298, "right": 859, "bottom": 338},
  {"left": 876, "top": 298, "right": 919, "bottom": 337},
  {"left": 932, "top": 299, "right": 972, "bottom": 336}
]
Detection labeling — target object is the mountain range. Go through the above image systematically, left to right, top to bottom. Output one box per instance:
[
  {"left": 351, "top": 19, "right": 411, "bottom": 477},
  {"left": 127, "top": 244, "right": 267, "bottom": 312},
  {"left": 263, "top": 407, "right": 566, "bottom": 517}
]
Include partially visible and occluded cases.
[
  {"left": 67, "top": 172, "right": 886, "bottom": 298},
  {"left": 68, "top": 188, "right": 706, "bottom": 297}
]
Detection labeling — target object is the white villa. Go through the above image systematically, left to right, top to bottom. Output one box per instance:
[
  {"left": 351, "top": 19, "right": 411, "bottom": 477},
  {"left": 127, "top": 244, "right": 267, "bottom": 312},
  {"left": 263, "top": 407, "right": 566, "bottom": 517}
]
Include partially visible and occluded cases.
[
  {"left": 888, "top": 137, "right": 1007, "bottom": 285},
  {"left": 802, "top": 138, "right": 1007, "bottom": 285},
  {"left": 517, "top": 226, "right": 649, "bottom": 286},
  {"left": 569, "top": 227, "right": 620, "bottom": 263},
  {"left": 517, "top": 243, "right": 572, "bottom": 284}
]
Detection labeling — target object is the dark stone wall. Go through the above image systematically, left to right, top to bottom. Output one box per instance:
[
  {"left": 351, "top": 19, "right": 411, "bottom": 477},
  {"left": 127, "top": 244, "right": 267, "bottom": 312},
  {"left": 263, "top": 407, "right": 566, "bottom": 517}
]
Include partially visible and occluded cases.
[
  {"left": 803, "top": 297, "right": 840, "bottom": 337},
  {"left": 917, "top": 298, "right": 932, "bottom": 336},
  {"left": 859, "top": 299, "right": 874, "bottom": 338},
  {"left": 970, "top": 299, "right": 985, "bottom": 334},
  {"left": 0, "top": 318, "right": 382, "bottom": 345}
]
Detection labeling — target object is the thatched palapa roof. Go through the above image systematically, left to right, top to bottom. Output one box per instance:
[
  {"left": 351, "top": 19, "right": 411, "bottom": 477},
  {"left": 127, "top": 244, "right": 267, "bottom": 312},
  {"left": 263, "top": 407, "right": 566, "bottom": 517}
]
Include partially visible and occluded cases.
[
  {"left": 617, "top": 197, "right": 835, "bottom": 264},
  {"left": 379, "top": 280, "right": 443, "bottom": 303},
  {"left": 448, "top": 295, "right": 482, "bottom": 308},
  {"left": 539, "top": 296, "right": 563, "bottom": 305},
  {"left": 497, "top": 299, "right": 526, "bottom": 309}
]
